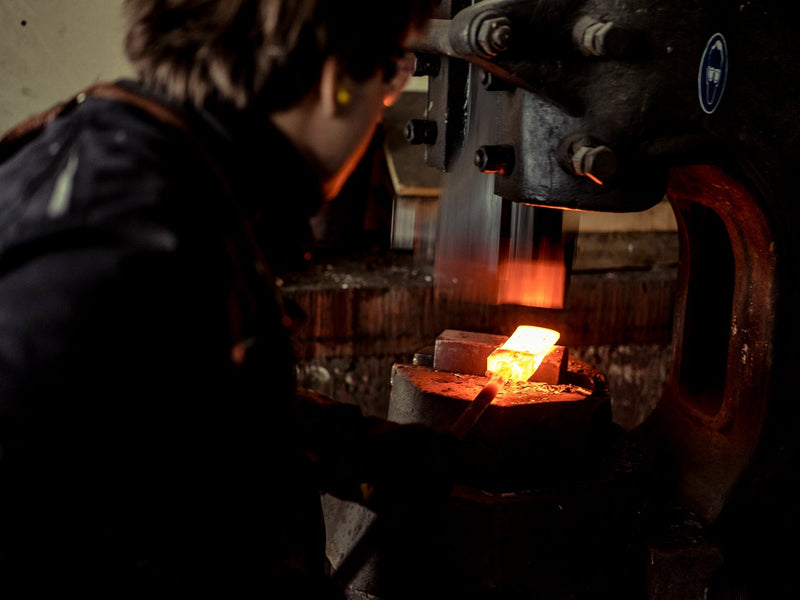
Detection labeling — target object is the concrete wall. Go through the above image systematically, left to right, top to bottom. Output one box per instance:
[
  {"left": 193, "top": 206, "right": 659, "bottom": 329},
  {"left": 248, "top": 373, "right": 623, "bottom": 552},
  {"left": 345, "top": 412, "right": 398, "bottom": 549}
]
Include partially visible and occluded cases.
[
  {"left": 0, "top": 0, "right": 132, "bottom": 134},
  {"left": 0, "top": 1, "right": 427, "bottom": 136}
]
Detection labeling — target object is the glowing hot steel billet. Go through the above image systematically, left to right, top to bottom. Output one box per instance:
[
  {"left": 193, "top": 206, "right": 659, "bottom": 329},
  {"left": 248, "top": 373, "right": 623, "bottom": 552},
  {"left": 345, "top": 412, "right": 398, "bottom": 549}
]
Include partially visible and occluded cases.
[
  {"left": 487, "top": 325, "right": 560, "bottom": 382},
  {"left": 450, "top": 326, "right": 560, "bottom": 439}
]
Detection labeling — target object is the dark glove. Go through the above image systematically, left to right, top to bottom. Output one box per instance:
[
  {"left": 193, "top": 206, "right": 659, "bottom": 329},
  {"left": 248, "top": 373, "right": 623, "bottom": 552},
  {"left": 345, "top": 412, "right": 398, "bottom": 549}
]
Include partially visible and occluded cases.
[
  {"left": 294, "top": 387, "right": 464, "bottom": 511},
  {"left": 358, "top": 421, "right": 463, "bottom": 514}
]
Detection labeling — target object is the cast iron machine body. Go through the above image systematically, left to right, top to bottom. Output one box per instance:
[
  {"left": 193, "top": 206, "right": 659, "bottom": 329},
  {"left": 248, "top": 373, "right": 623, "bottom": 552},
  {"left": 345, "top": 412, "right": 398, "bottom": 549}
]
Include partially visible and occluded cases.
[{"left": 394, "top": 0, "right": 799, "bottom": 596}]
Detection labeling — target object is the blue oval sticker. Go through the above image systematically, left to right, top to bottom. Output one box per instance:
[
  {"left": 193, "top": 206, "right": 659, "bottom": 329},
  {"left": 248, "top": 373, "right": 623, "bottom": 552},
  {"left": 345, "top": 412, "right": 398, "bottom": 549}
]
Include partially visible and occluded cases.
[{"left": 698, "top": 33, "right": 728, "bottom": 114}]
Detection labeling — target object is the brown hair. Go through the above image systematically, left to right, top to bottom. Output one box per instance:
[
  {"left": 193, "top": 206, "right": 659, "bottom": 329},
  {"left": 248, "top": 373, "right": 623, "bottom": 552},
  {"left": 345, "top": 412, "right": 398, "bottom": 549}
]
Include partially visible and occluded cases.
[{"left": 123, "top": 0, "right": 435, "bottom": 112}]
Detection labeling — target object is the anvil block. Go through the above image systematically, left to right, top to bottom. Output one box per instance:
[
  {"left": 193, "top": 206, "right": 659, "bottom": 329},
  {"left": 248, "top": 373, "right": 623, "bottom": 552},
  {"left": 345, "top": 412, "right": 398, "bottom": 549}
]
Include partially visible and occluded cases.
[{"left": 388, "top": 358, "right": 610, "bottom": 489}]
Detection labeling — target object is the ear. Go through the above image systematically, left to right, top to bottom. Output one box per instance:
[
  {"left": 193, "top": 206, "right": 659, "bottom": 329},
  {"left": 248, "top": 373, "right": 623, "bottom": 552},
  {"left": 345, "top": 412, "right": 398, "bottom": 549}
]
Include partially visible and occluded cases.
[{"left": 319, "top": 56, "right": 351, "bottom": 116}]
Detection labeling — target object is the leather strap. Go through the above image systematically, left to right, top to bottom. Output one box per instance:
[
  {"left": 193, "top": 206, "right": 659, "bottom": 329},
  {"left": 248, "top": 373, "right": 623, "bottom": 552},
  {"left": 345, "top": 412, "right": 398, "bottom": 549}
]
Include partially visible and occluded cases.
[
  {"left": 0, "top": 82, "right": 195, "bottom": 164},
  {"left": 82, "top": 82, "right": 193, "bottom": 137}
]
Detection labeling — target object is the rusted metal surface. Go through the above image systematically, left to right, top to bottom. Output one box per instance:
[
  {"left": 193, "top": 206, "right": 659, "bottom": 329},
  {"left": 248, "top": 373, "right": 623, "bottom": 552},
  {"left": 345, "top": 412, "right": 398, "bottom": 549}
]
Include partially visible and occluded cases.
[{"left": 639, "top": 165, "right": 776, "bottom": 523}]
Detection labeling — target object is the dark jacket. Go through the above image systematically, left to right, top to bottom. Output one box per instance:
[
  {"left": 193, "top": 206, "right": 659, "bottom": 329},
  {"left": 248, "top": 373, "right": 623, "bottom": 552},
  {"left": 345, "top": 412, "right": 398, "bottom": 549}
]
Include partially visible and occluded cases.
[{"left": 0, "top": 80, "right": 346, "bottom": 596}]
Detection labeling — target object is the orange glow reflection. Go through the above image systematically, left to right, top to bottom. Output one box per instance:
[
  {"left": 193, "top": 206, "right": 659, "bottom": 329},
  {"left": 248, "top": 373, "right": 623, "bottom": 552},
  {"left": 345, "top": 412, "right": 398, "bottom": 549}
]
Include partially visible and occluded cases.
[
  {"left": 497, "top": 258, "right": 566, "bottom": 309},
  {"left": 486, "top": 325, "right": 560, "bottom": 381}
]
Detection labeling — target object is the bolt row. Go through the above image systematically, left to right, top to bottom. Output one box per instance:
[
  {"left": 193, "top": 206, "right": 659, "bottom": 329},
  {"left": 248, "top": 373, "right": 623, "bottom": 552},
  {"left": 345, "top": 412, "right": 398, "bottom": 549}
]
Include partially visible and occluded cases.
[
  {"left": 404, "top": 13, "right": 627, "bottom": 184},
  {"left": 405, "top": 123, "right": 618, "bottom": 184}
]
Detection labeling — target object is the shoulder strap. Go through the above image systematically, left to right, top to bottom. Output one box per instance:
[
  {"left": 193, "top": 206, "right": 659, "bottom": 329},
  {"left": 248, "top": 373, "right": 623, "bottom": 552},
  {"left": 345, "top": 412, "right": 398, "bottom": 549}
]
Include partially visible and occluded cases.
[
  {"left": 0, "top": 82, "right": 195, "bottom": 164},
  {"left": 85, "top": 82, "right": 194, "bottom": 136},
  {"left": 0, "top": 83, "right": 196, "bottom": 162},
  {"left": 0, "top": 99, "right": 69, "bottom": 165}
]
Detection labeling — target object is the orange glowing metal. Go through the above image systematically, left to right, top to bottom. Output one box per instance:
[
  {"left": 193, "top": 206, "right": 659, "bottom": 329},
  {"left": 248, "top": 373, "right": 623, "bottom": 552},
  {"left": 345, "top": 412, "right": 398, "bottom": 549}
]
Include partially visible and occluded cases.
[
  {"left": 451, "top": 325, "right": 560, "bottom": 438},
  {"left": 486, "top": 325, "right": 560, "bottom": 381}
]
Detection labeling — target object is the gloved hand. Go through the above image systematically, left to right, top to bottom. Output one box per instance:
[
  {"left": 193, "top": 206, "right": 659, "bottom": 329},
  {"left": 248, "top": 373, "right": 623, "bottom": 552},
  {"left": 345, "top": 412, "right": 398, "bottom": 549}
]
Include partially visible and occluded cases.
[
  {"left": 294, "top": 387, "right": 465, "bottom": 511},
  {"left": 357, "top": 420, "right": 464, "bottom": 514}
]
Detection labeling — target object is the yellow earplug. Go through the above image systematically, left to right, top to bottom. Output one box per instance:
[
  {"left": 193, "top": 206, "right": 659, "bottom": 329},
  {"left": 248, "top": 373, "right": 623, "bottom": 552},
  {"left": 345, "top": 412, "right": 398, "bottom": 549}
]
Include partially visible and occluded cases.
[{"left": 336, "top": 86, "right": 352, "bottom": 106}]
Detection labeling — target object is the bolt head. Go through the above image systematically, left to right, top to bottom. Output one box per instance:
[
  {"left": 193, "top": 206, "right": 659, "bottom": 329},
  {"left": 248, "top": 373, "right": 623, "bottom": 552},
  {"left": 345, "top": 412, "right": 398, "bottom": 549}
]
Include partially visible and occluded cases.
[
  {"left": 476, "top": 16, "right": 512, "bottom": 56},
  {"left": 573, "top": 16, "right": 628, "bottom": 57},
  {"left": 413, "top": 53, "right": 440, "bottom": 77},
  {"left": 404, "top": 119, "right": 437, "bottom": 145},
  {"left": 474, "top": 144, "right": 514, "bottom": 174},
  {"left": 572, "top": 144, "right": 617, "bottom": 183},
  {"left": 584, "top": 146, "right": 618, "bottom": 182},
  {"left": 474, "top": 147, "right": 489, "bottom": 170}
]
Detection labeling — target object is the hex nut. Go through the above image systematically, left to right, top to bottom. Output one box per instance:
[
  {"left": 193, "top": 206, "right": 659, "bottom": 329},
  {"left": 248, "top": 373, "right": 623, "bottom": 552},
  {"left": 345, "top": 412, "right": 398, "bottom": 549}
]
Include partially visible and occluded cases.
[
  {"left": 572, "top": 15, "right": 628, "bottom": 57},
  {"left": 476, "top": 16, "right": 512, "bottom": 57},
  {"left": 405, "top": 119, "right": 438, "bottom": 145},
  {"left": 474, "top": 144, "right": 515, "bottom": 174},
  {"left": 571, "top": 144, "right": 618, "bottom": 183}
]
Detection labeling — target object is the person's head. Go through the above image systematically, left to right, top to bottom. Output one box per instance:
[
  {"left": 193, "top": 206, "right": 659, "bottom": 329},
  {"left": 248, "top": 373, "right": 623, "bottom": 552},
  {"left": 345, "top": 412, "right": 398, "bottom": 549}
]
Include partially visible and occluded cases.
[{"left": 123, "top": 0, "right": 436, "bottom": 198}]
